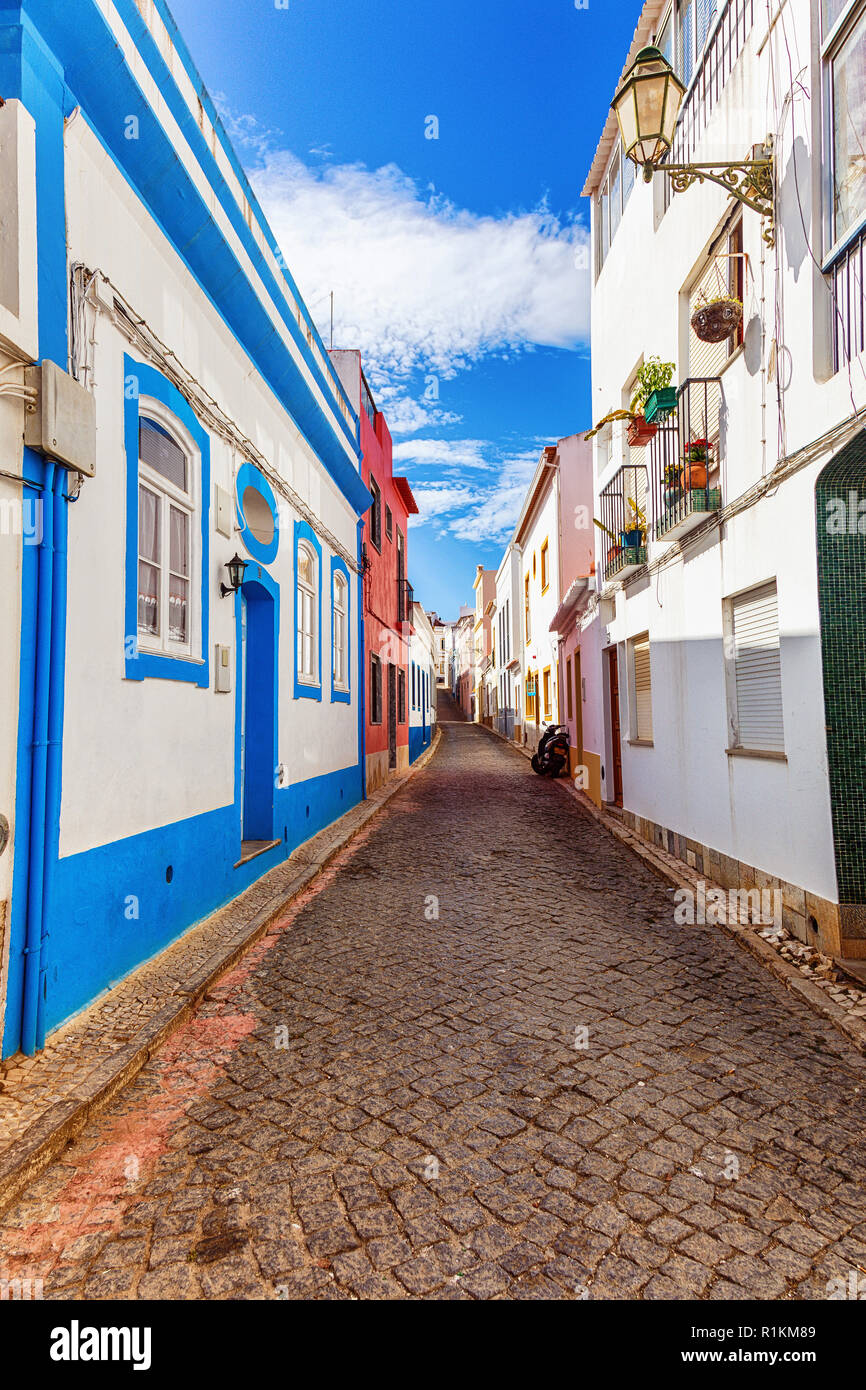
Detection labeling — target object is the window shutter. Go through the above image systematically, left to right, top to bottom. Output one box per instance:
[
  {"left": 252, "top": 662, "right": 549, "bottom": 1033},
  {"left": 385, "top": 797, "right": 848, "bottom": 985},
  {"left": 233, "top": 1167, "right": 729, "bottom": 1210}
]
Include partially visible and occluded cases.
[
  {"left": 731, "top": 583, "right": 785, "bottom": 752},
  {"left": 633, "top": 635, "right": 653, "bottom": 741}
]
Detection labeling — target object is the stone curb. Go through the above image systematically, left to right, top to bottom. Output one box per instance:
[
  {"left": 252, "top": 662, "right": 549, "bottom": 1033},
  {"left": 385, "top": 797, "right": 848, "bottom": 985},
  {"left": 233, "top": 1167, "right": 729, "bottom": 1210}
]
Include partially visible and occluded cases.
[
  {"left": 480, "top": 722, "right": 866, "bottom": 1059},
  {"left": 0, "top": 730, "right": 442, "bottom": 1218}
]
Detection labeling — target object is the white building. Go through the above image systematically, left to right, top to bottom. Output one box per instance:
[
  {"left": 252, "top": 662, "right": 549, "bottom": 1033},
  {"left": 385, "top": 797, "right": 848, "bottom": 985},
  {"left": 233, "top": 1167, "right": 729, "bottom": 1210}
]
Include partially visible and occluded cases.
[
  {"left": 0, "top": 0, "right": 370, "bottom": 1057},
  {"left": 583, "top": 0, "right": 866, "bottom": 961},
  {"left": 513, "top": 447, "right": 563, "bottom": 752},
  {"left": 493, "top": 543, "right": 523, "bottom": 743},
  {"left": 409, "top": 603, "right": 437, "bottom": 760},
  {"left": 428, "top": 613, "right": 452, "bottom": 687}
]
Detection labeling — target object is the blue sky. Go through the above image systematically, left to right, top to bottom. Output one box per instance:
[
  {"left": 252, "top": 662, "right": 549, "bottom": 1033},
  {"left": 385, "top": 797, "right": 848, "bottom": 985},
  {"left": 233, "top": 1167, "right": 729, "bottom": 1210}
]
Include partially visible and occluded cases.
[{"left": 168, "top": 0, "right": 644, "bottom": 618}]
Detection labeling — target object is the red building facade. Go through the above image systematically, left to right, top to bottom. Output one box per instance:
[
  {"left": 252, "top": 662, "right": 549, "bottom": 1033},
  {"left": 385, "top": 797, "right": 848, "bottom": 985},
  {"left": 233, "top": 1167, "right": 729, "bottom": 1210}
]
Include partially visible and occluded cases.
[{"left": 330, "top": 351, "right": 418, "bottom": 792}]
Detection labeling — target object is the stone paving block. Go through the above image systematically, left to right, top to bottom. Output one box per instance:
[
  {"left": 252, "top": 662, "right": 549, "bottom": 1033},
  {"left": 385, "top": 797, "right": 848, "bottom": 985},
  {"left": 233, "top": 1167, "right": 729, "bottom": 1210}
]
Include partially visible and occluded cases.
[{"left": 2, "top": 721, "right": 866, "bottom": 1301}]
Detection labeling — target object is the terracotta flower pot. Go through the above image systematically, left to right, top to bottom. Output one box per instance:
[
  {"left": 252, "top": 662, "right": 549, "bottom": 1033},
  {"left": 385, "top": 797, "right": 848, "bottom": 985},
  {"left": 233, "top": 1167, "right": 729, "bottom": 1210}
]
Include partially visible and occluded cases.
[
  {"left": 627, "top": 415, "right": 657, "bottom": 447},
  {"left": 682, "top": 461, "right": 708, "bottom": 490}
]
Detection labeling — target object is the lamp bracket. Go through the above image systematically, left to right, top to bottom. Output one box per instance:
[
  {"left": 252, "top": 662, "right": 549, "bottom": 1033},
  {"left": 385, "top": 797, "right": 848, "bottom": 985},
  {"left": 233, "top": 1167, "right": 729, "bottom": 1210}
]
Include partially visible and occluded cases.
[{"left": 652, "top": 149, "right": 775, "bottom": 246}]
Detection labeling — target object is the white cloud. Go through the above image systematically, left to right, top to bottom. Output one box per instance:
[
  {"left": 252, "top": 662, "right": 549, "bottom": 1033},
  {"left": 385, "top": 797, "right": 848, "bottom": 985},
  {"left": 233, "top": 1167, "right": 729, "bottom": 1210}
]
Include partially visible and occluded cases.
[
  {"left": 214, "top": 102, "right": 587, "bottom": 556},
  {"left": 247, "top": 151, "right": 590, "bottom": 383},
  {"left": 374, "top": 387, "right": 461, "bottom": 437},
  {"left": 393, "top": 438, "right": 492, "bottom": 472},
  {"left": 399, "top": 440, "right": 542, "bottom": 545},
  {"left": 447, "top": 450, "right": 540, "bottom": 544},
  {"left": 409, "top": 484, "right": 485, "bottom": 526}
]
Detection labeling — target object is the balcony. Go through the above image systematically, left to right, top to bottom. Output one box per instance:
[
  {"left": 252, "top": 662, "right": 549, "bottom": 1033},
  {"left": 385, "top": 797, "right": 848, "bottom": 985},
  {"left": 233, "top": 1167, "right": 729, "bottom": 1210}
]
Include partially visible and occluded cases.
[
  {"left": 666, "top": 0, "right": 757, "bottom": 173},
  {"left": 831, "top": 223, "right": 866, "bottom": 373},
  {"left": 649, "top": 378, "right": 723, "bottom": 543},
  {"left": 599, "top": 463, "right": 649, "bottom": 583},
  {"left": 398, "top": 577, "right": 414, "bottom": 623}
]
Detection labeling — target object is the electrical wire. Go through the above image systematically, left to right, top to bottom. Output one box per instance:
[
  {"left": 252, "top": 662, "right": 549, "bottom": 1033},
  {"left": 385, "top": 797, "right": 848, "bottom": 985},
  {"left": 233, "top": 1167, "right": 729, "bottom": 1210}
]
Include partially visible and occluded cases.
[{"left": 83, "top": 269, "right": 362, "bottom": 574}]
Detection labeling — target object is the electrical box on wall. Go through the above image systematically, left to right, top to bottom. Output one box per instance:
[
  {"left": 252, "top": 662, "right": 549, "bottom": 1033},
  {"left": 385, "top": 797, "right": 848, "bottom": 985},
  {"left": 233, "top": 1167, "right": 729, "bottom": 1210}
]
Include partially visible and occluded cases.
[
  {"left": 24, "top": 361, "right": 96, "bottom": 475},
  {"left": 215, "top": 485, "right": 232, "bottom": 538},
  {"left": 214, "top": 644, "right": 232, "bottom": 693}
]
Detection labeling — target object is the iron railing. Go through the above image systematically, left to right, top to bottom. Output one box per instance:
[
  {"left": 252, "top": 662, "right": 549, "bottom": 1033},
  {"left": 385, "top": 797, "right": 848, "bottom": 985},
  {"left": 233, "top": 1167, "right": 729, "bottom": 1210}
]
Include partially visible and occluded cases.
[
  {"left": 663, "top": 0, "right": 756, "bottom": 210},
  {"left": 831, "top": 224, "right": 866, "bottom": 373},
  {"left": 360, "top": 372, "right": 377, "bottom": 428},
  {"left": 648, "top": 377, "right": 723, "bottom": 542},
  {"left": 599, "top": 463, "right": 649, "bottom": 582},
  {"left": 398, "top": 577, "right": 414, "bottom": 623}
]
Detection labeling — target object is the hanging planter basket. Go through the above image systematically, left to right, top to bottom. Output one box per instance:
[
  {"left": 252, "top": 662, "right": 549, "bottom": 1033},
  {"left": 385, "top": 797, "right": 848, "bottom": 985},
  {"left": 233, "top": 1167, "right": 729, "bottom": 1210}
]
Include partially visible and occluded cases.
[{"left": 691, "top": 296, "right": 743, "bottom": 344}]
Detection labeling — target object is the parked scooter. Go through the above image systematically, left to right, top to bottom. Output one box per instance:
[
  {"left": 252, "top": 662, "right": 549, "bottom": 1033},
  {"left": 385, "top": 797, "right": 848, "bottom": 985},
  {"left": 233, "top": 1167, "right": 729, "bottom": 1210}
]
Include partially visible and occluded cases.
[{"left": 531, "top": 723, "right": 570, "bottom": 778}]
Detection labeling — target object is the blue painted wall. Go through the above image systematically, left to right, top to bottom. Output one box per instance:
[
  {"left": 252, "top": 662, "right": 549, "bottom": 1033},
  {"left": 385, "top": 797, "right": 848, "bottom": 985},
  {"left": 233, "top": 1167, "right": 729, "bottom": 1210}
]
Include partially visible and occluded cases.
[{"left": 0, "top": 0, "right": 371, "bottom": 1054}]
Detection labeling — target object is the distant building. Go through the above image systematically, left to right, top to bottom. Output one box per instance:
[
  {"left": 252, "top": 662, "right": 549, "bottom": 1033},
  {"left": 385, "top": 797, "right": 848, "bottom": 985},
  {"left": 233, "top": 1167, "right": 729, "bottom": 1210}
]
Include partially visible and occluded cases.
[
  {"left": 330, "top": 353, "right": 418, "bottom": 794},
  {"left": 472, "top": 566, "right": 497, "bottom": 725},
  {"left": 409, "top": 603, "right": 437, "bottom": 760}
]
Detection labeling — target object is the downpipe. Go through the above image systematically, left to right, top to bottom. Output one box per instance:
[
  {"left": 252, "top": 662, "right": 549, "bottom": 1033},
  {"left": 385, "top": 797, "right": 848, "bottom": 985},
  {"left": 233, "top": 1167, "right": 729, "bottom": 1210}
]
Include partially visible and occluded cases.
[
  {"left": 20, "top": 460, "right": 55, "bottom": 1055},
  {"left": 37, "top": 467, "right": 69, "bottom": 1049}
]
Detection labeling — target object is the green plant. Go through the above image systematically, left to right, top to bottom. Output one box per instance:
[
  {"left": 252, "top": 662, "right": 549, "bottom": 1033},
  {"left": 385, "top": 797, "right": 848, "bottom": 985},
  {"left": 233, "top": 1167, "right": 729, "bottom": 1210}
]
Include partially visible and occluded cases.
[
  {"left": 697, "top": 291, "right": 742, "bottom": 311},
  {"left": 630, "top": 357, "right": 676, "bottom": 416},
  {"left": 584, "top": 408, "right": 634, "bottom": 442},
  {"left": 624, "top": 497, "right": 647, "bottom": 542},
  {"left": 593, "top": 516, "right": 617, "bottom": 542}
]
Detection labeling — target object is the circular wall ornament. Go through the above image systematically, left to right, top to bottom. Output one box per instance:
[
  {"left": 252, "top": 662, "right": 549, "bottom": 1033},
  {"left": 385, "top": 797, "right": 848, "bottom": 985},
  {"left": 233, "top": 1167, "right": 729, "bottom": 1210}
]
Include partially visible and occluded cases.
[{"left": 236, "top": 463, "right": 280, "bottom": 566}]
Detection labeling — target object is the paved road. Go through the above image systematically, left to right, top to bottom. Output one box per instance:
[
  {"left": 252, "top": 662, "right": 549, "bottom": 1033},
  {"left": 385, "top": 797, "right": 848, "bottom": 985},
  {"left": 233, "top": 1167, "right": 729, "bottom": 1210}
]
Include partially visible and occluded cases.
[{"left": 2, "top": 722, "right": 865, "bottom": 1300}]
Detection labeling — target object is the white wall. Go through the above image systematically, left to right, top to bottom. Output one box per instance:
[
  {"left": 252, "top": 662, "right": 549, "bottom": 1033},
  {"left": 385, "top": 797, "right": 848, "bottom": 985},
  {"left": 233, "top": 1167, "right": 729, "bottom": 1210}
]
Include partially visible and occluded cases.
[
  {"left": 586, "top": 0, "right": 860, "bottom": 900},
  {"left": 58, "top": 116, "right": 361, "bottom": 857}
]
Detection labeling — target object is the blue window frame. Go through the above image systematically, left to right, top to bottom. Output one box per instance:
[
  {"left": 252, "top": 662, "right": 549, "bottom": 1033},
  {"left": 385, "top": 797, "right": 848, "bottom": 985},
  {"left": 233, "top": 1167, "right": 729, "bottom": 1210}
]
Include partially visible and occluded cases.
[
  {"left": 124, "top": 355, "right": 210, "bottom": 687},
  {"left": 294, "top": 519, "right": 322, "bottom": 700},
  {"left": 330, "top": 555, "right": 351, "bottom": 704}
]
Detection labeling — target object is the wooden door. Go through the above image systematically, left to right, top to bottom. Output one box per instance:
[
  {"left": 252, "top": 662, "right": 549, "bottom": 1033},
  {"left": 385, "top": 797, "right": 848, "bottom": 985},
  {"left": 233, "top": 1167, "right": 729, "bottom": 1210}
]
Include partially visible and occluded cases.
[{"left": 607, "top": 648, "right": 623, "bottom": 807}]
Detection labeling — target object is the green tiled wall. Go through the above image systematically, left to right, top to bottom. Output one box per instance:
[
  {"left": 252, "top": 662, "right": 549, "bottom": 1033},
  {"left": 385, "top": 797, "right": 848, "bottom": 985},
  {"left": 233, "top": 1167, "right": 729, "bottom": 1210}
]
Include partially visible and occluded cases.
[{"left": 816, "top": 430, "right": 866, "bottom": 905}]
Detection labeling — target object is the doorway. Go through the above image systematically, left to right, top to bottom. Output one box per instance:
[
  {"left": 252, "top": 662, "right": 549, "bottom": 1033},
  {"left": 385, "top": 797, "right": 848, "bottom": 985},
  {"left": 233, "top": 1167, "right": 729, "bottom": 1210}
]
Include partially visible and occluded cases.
[
  {"left": 816, "top": 434, "right": 866, "bottom": 946},
  {"left": 240, "top": 576, "right": 279, "bottom": 856},
  {"left": 606, "top": 647, "right": 623, "bottom": 808},
  {"left": 388, "top": 662, "right": 397, "bottom": 769}
]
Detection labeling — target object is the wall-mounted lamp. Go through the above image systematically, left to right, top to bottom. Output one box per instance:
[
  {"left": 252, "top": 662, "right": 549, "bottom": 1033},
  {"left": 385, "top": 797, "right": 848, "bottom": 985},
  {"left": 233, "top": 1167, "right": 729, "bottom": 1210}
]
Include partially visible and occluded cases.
[
  {"left": 611, "top": 47, "right": 775, "bottom": 245},
  {"left": 220, "top": 553, "right": 248, "bottom": 597}
]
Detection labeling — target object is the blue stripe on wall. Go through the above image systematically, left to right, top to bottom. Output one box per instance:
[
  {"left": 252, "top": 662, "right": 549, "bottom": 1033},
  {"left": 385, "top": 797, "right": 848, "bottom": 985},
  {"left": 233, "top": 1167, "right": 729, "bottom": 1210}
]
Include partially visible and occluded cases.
[{"left": 42, "top": 763, "right": 363, "bottom": 1035}]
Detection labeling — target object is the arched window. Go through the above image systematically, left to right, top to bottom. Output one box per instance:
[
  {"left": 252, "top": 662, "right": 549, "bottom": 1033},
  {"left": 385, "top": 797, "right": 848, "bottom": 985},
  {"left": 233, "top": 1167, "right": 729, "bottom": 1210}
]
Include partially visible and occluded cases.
[
  {"left": 138, "top": 413, "right": 194, "bottom": 655},
  {"left": 297, "top": 541, "right": 318, "bottom": 684},
  {"left": 332, "top": 570, "right": 348, "bottom": 691}
]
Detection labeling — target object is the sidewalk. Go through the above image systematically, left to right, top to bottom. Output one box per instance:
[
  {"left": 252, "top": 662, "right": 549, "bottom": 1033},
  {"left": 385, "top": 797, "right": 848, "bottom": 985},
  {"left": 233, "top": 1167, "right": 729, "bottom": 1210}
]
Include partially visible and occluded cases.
[
  {"left": 480, "top": 721, "right": 866, "bottom": 1058},
  {"left": 0, "top": 731, "right": 441, "bottom": 1216}
]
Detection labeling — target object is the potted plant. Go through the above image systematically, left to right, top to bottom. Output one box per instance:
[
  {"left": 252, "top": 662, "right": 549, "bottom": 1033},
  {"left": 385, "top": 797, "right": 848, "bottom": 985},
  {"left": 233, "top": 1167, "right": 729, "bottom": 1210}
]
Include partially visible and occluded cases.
[
  {"left": 691, "top": 292, "right": 743, "bottom": 344},
  {"left": 631, "top": 356, "right": 677, "bottom": 426},
  {"left": 682, "top": 438, "right": 712, "bottom": 490},
  {"left": 663, "top": 464, "right": 682, "bottom": 509},
  {"left": 620, "top": 497, "right": 647, "bottom": 549},
  {"left": 594, "top": 516, "right": 623, "bottom": 570}
]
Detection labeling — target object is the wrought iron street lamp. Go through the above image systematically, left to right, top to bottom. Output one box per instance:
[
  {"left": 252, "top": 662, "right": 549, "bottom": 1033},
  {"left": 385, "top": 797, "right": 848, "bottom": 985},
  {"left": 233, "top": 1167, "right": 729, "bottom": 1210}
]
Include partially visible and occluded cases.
[
  {"left": 611, "top": 46, "right": 776, "bottom": 245},
  {"left": 220, "top": 553, "right": 248, "bottom": 597}
]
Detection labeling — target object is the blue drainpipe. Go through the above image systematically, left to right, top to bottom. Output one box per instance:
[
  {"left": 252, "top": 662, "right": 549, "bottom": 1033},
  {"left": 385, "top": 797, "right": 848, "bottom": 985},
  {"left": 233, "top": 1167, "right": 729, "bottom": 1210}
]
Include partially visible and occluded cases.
[
  {"left": 21, "top": 459, "right": 56, "bottom": 1055},
  {"left": 36, "top": 466, "right": 69, "bottom": 1049},
  {"left": 357, "top": 518, "right": 367, "bottom": 802}
]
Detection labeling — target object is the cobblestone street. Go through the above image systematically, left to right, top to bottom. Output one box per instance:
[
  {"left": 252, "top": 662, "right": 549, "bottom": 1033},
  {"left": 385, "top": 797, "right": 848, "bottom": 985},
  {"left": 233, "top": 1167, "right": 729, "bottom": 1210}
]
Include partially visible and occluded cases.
[{"left": 1, "top": 720, "right": 865, "bottom": 1301}]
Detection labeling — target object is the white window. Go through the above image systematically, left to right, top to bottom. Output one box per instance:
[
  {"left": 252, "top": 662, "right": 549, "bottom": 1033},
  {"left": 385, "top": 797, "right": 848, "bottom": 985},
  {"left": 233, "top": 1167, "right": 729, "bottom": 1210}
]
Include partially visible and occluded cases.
[
  {"left": 823, "top": 0, "right": 866, "bottom": 253},
  {"left": 137, "top": 412, "right": 196, "bottom": 656},
  {"left": 297, "top": 541, "right": 318, "bottom": 684},
  {"left": 333, "top": 571, "right": 348, "bottom": 690},
  {"left": 725, "top": 581, "right": 785, "bottom": 754},
  {"left": 629, "top": 633, "right": 654, "bottom": 742}
]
